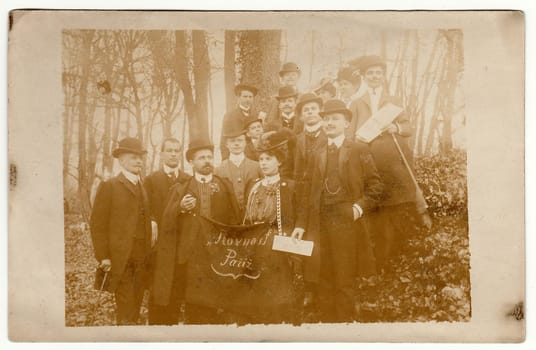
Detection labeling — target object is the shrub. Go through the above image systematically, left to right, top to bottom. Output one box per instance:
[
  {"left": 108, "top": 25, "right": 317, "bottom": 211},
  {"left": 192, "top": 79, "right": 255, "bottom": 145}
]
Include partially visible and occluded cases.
[{"left": 414, "top": 149, "right": 467, "bottom": 219}]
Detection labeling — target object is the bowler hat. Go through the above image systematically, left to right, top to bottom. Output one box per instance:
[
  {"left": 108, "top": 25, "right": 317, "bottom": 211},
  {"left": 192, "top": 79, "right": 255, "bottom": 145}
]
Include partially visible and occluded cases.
[
  {"left": 359, "top": 55, "right": 387, "bottom": 73},
  {"left": 279, "top": 62, "right": 300, "bottom": 77},
  {"left": 337, "top": 66, "right": 361, "bottom": 85},
  {"left": 314, "top": 81, "right": 336, "bottom": 97},
  {"left": 234, "top": 83, "right": 258, "bottom": 96},
  {"left": 275, "top": 85, "right": 298, "bottom": 100},
  {"left": 296, "top": 92, "right": 323, "bottom": 115},
  {"left": 319, "top": 99, "right": 353, "bottom": 121},
  {"left": 243, "top": 114, "right": 262, "bottom": 128},
  {"left": 222, "top": 125, "right": 247, "bottom": 139},
  {"left": 112, "top": 137, "right": 147, "bottom": 158},
  {"left": 186, "top": 138, "right": 214, "bottom": 161}
]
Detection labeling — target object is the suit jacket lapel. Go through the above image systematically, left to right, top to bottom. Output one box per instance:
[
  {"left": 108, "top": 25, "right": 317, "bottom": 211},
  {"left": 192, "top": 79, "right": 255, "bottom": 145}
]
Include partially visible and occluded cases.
[
  {"left": 378, "top": 90, "right": 389, "bottom": 109},
  {"left": 363, "top": 92, "right": 372, "bottom": 111},
  {"left": 338, "top": 140, "right": 351, "bottom": 182},
  {"left": 319, "top": 147, "right": 327, "bottom": 179},
  {"left": 118, "top": 172, "right": 137, "bottom": 197}
]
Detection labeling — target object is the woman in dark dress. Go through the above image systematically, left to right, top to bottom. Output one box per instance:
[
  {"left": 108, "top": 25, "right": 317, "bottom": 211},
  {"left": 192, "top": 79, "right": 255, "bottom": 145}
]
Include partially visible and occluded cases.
[{"left": 241, "top": 130, "right": 302, "bottom": 324}]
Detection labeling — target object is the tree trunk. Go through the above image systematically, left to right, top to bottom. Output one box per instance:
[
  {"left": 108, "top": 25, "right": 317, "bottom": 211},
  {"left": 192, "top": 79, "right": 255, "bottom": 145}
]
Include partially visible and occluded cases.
[
  {"left": 440, "top": 29, "right": 463, "bottom": 153},
  {"left": 77, "top": 30, "right": 94, "bottom": 216},
  {"left": 175, "top": 30, "right": 210, "bottom": 141},
  {"left": 192, "top": 30, "right": 210, "bottom": 140},
  {"left": 224, "top": 30, "right": 237, "bottom": 112},
  {"left": 238, "top": 30, "right": 282, "bottom": 113},
  {"left": 407, "top": 30, "right": 420, "bottom": 152}
]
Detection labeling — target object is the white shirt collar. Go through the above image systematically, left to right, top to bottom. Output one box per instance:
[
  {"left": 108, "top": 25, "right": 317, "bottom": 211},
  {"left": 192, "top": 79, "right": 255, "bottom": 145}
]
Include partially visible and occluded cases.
[
  {"left": 368, "top": 86, "right": 383, "bottom": 97},
  {"left": 239, "top": 105, "right": 250, "bottom": 112},
  {"left": 281, "top": 112, "right": 295, "bottom": 120},
  {"left": 304, "top": 122, "right": 322, "bottom": 134},
  {"left": 327, "top": 134, "right": 345, "bottom": 148},
  {"left": 229, "top": 153, "right": 245, "bottom": 167},
  {"left": 163, "top": 164, "right": 179, "bottom": 177},
  {"left": 121, "top": 168, "right": 140, "bottom": 185},
  {"left": 194, "top": 172, "right": 213, "bottom": 183},
  {"left": 262, "top": 173, "right": 281, "bottom": 186}
]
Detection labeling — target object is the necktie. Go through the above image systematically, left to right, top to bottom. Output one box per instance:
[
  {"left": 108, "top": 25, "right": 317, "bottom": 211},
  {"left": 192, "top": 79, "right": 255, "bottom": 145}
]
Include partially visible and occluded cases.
[
  {"left": 328, "top": 143, "right": 338, "bottom": 153},
  {"left": 168, "top": 171, "right": 176, "bottom": 182}
]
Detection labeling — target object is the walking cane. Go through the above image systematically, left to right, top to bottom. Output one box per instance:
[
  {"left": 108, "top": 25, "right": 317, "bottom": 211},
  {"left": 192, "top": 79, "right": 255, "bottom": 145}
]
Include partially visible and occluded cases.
[{"left": 390, "top": 134, "right": 432, "bottom": 230}]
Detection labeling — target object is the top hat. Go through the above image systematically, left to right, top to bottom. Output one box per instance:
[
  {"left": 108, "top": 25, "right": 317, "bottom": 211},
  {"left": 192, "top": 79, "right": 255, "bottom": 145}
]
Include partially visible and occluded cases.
[
  {"left": 359, "top": 55, "right": 387, "bottom": 73},
  {"left": 279, "top": 62, "right": 300, "bottom": 77},
  {"left": 337, "top": 66, "right": 361, "bottom": 85},
  {"left": 314, "top": 81, "right": 336, "bottom": 97},
  {"left": 234, "top": 83, "right": 258, "bottom": 96},
  {"left": 275, "top": 85, "right": 299, "bottom": 100},
  {"left": 296, "top": 92, "right": 323, "bottom": 115},
  {"left": 319, "top": 99, "right": 353, "bottom": 121},
  {"left": 243, "top": 114, "right": 263, "bottom": 129},
  {"left": 112, "top": 137, "right": 147, "bottom": 158},
  {"left": 186, "top": 138, "right": 214, "bottom": 161}
]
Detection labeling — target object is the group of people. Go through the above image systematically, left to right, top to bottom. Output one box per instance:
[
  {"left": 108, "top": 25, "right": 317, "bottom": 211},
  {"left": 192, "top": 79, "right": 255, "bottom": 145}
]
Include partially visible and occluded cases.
[{"left": 89, "top": 55, "right": 429, "bottom": 326}]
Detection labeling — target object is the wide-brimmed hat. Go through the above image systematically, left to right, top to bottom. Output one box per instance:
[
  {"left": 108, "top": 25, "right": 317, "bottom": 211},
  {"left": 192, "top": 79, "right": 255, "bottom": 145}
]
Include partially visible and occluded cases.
[
  {"left": 359, "top": 55, "right": 387, "bottom": 73},
  {"left": 279, "top": 62, "right": 300, "bottom": 77},
  {"left": 337, "top": 66, "right": 361, "bottom": 85},
  {"left": 314, "top": 81, "right": 336, "bottom": 97},
  {"left": 234, "top": 83, "right": 258, "bottom": 96},
  {"left": 275, "top": 85, "right": 298, "bottom": 100},
  {"left": 296, "top": 92, "right": 323, "bottom": 115},
  {"left": 319, "top": 99, "right": 353, "bottom": 121},
  {"left": 243, "top": 114, "right": 263, "bottom": 129},
  {"left": 257, "top": 130, "right": 289, "bottom": 153},
  {"left": 112, "top": 137, "right": 147, "bottom": 158},
  {"left": 186, "top": 138, "right": 214, "bottom": 161}
]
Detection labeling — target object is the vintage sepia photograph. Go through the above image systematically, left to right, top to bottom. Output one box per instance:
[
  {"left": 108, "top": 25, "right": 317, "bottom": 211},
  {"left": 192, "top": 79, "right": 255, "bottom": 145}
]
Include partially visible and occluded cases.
[
  {"left": 8, "top": 9, "right": 525, "bottom": 342},
  {"left": 62, "top": 25, "right": 469, "bottom": 326}
]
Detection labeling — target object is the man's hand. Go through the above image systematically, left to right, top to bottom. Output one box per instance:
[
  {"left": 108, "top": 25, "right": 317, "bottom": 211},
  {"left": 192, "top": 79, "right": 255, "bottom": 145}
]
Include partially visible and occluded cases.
[
  {"left": 383, "top": 123, "right": 398, "bottom": 134},
  {"left": 180, "top": 194, "right": 197, "bottom": 212},
  {"left": 352, "top": 204, "right": 363, "bottom": 221},
  {"left": 151, "top": 221, "right": 158, "bottom": 247},
  {"left": 290, "top": 227, "right": 305, "bottom": 242},
  {"left": 100, "top": 259, "right": 111, "bottom": 272}
]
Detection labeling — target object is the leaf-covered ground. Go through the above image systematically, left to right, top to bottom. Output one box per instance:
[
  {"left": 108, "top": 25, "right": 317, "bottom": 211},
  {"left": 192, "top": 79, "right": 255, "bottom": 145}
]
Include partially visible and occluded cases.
[
  {"left": 65, "top": 212, "right": 470, "bottom": 326},
  {"left": 64, "top": 214, "right": 149, "bottom": 326},
  {"left": 354, "top": 215, "right": 471, "bottom": 322}
]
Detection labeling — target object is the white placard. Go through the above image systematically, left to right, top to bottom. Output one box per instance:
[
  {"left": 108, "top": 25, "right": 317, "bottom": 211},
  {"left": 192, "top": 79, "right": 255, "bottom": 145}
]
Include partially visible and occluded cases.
[
  {"left": 356, "top": 103, "right": 404, "bottom": 143},
  {"left": 271, "top": 235, "right": 314, "bottom": 256}
]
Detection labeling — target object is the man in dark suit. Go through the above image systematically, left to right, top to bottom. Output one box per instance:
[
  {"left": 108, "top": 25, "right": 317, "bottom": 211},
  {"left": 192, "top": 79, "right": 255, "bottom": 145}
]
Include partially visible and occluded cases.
[
  {"left": 348, "top": 55, "right": 420, "bottom": 270},
  {"left": 265, "top": 62, "right": 303, "bottom": 130},
  {"left": 220, "top": 84, "right": 258, "bottom": 160},
  {"left": 265, "top": 85, "right": 303, "bottom": 134},
  {"left": 293, "top": 92, "right": 327, "bottom": 182},
  {"left": 291, "top": 99, "right": 382, "bottom": 323},
  {"left": 215, "top": 126, "right": 262, "bottom": 216},
  {"left": 90, "top": 137, "right": 154, "bottom": 325},
  {"left": 145, "top": 137, "right": 190, "bottom": 325},
  {"left": 145, "top": 137, "right": 191, "bottom": 226},
  {"left": 151, "top": 139, "right": 240, "bottom": 325}
]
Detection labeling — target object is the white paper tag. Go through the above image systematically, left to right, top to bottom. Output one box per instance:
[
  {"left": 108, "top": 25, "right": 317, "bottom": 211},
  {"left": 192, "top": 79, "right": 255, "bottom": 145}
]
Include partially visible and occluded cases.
[{"left": 272, "top": 235, "right": 314, "bottom": 256}]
